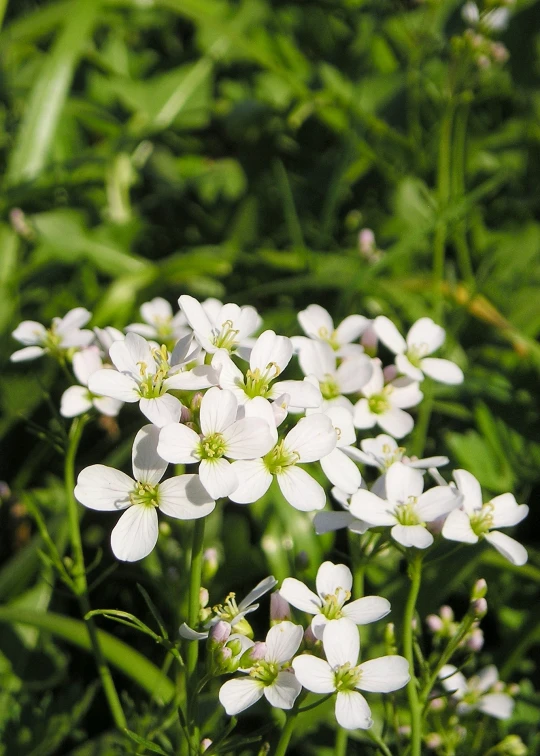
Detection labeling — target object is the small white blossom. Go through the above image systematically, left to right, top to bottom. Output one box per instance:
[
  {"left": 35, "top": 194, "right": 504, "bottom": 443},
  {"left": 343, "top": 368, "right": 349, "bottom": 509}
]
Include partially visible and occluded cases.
[
  {"left": 179, "top": 295, "right": 261, "bottom": 355},
  {"left": 126, "top": 297, "right": 190, "bottom": 344},
  {"left": 294, "top": 304, "right": 369, "bottom": 358},
  {"left": 11, "top": 308, "right": 93, "bottom": 362},
  {"left": 373, "top": 316, "right": 464, "bottom": 385},
  {"left": 60, "top": 347, "right": 123, "bottom": 418},
  {"left": 157, "top": 387, "right": 275, "bottom": 499},
  {"left": 74, "top": 425, "right": 215, "bottom": 561},
  {"left": 351, "top": 434, "right": 449, "bottom": 472},
  {"left": 349, "top": 462, "right": 461, "bottom": 549},
  {"left": 441, "top": 470, "right": 528, "bottom": 566},
  {"left": 280, "top": 561, "right": 390, "bottom": 639},
  {"left": 292, "top": 618, "right": 410, "bottom": 730},
  {"left": 219, "top": 622, "right": 303, "bottom": 715},
  {"left": 439, "top": 664, "right": 514, "bottom": 719}
]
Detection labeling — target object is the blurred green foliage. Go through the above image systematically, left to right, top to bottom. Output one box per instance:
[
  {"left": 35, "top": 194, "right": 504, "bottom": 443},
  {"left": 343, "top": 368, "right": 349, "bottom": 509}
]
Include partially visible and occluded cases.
[{"left": 1, "top": 0, "right": 540, "bottom": 753}]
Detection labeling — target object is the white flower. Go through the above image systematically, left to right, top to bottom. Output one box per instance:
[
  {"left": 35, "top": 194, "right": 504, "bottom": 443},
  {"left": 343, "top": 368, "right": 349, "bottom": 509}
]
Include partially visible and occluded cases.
[
  {"left": 179, "top": 295, "right": 261, "bottom": 355},
  {"left": 126, "top": 297, "right": 190, "bottom": 344},
  {"left": 295, "top": 304, "right": 369, "bottom": 358},
  {"left": 11, "top": 308, "right": 93, "bottom": 362},
  {"left": 373, "top": 316, "right": 463, "bottom": 385},
  {"left": 93, "top": 326, "right": 124, "bottom": 357},
  {"left": 214, "top": 330, "right": 321, "bottom": 410},
  {"left": 88, "top": 332, "right": 217, "bottom": 427},
  {"left": 297, "top": 340, "right": 373, "bottom": 410},
  {"left": 60, "top": 347, "right": 123, "bottom": 418},
  {"left": 353, "top": 361, "right": 422, "bottom": 439},
  {"left": 157, "top": 387, "right": 275, "bottom": 499},
  {"left": 318, "top": 407, "right": 362, "bottom": 495},
  {"left": 229, "top": 414, "right": 336, "bottom": 511},
  {"left": 74, "top": 425, "right": 215, "bottom": 561},
  {"left": 351, "top": 434, "right": 449, "bottom": 472},
  {"left": 349, "top": 462, "right": 461, "bottom": 549},
  {"left": 441, "top": 470, "right": 528, "bottom": 566},
  {"left": 313, "top": 487, "right": 370, "bottom": 536},
  {"left": 280, "top": 561, "right": 390, "bottom": 639},
  {"left": 180, "top": 575, "right": 278, "bottom": 640},
  {"left": 292, "top": 618, "right": 410, "bottom": 730},
  {"left": 219, "top": 622, "right": 303, "bottom": 714},
  {"left": 439, "top": 664, "right": 514, "bottom": 719}
]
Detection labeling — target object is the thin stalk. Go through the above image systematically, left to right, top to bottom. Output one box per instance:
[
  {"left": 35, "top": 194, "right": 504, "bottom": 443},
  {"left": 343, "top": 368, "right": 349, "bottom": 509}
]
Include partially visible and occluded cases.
[
  {"left": 0, "top": 0, "right": 7, "bottom": 32},
  {"left": 433, "top": 101, "right": 455, "bottom": 323},
  {"left": 451, "top": 102, "right": 474, "bottom": 286},
  {"left": 410, "top": 380, "right": 433, "bottom": 459},
  {"left": 64, "top": 417, "right": 127, "bottom": 730},
  {"left": 185, "top": 517, "right": 206, "bottom": 748},
  {"left": 403, "top": 552, "right": 423, "bottom": 756},
  {"left": 421, "top": 614, "right": 475, "bottom": 711},
  {"left": 274, "top": 709, "right": 299, "bottom": 756},
  {"left": 335, "top": 727, "right": 348, "bottom": 756},
  {"left": 367, "top": 729, "right": 394, "bottom": 756}
]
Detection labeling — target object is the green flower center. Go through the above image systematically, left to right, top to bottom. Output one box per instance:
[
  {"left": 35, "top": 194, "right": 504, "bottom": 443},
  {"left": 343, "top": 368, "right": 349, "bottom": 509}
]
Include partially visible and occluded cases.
[
  {"left": 153, "top": 317, "right": 173, "bottom": 341},
  {"left": 212, "top": 320, "right": 240, "bottom": 352},
  {"left": 317, "top": 326, "right": 340, "bottom": 351},
  {"left": 405, "top": 344, "right": 429, "bottom": 368},
  {"left": 137, "top": 345, "right": 171, "bottom": 398},
  {"left": 243, "top": 363, "right": 280, "bottom": 399},
  {"left": 320, "top": 374, "right": 341, "bottom": 400},
  {"left": 368, "top": 393, "right": 390, "bottom": 415},
  {"left": 198, "top": 432, "right": 227, "bottom": 460},
  {"left": 263, "top": 441, "right": 299, "bottom": 475},
  {"left": 381, "top": 443, "right": 405, "bottom": 468},
  {"left": 130, "top": 482, "right": 160, "bottom": 508},
  {"left": 394, "top": 497, "right": 423, "bottom": 526},
  {"left": 470, "top": 504, "right": 494, "bottom": 537},
  {"left": 321, "top": 588, "right": 350, "bottom": 620},
  {"left": 251, "top": 660, "right": 279, "bottom": 685},
  {"left": 334, "top": 662, "right": 362, "bottom": 692}
]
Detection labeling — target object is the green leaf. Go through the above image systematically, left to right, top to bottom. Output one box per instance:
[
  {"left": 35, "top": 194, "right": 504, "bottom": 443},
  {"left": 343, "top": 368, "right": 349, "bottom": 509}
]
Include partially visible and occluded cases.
[{"left": 124, "top": 729, "right": 172, "bottom": 756}]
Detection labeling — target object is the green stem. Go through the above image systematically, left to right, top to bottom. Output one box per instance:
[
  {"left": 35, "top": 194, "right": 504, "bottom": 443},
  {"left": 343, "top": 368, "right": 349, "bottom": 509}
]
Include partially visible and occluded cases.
[
  {"left": 0, "top": 0, "right": 8, "bottom": 32},
  {"left": 433, "top": 101, "right": 455, "bottom": 323},
  {"left": 451, "top": 102, "right": 474, "bottom": 286},
  {"left": 410, "top": 380, "right": 434, "bottom": 458},
  {"left": 65, "top": 417, "right": 127, "bottom": 730},
  {"left": 186, "top": 517, "right": 206, "bottom": 747},
  {"left": 403, "top": 552, "right": 423, "bottom": 756},
  {"left": 421, "top": 614, "right": 475, "bottom": 711},
  {"left": 274, "top": 709, "right": 299, "bottom": 756},
  {"left": 335, "top": 727, "right": 348, "bottom": 756},
  {"left": 367, "top": 729, "right": 394, "bottom": 756}
]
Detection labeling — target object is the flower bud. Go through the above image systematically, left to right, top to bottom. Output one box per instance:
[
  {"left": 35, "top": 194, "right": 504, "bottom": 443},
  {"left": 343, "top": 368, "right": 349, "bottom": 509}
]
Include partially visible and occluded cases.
[
  {"left": 359, "top": 228, "right": 376, "bottom": 253},
  {"left": 383, "top": 365, "right": 398, "bottom": 382},
  {"left": 180, "top": 405, "right": 192, "bottom": 424},
  {"left": 202, "top": 548, "right": 219, "bottom": 582},
  {"left": 471, "top": 578, "right": 487, "bottom": 600},
  {"left": 199, "top": 587, "right": 209, "bottom": 609},
  {"left": 270, "top": 592, "right": 291, "bottom": 624},
  {"left": 472, "top": 598, "right": 487, "bottom": 619},
  {"left": 440, "top": 605, "right": 454, "bottom": 622},
  {"left": 426, "top": 614, "right": 444, "bottom": 633},
  {"left": 232, "top": 616, "right": 254, "bottom": 639},
  {"left": 209, "top": 620, "right": 231, "bottom": 645},
  {"left": 384, "top": 622, "right": 397, "bottom": 654},
  {"left": 303, "top": 625, "right": 319, "bottom": 649},
  {"left": 465, "top": 627, "right": 484, "bottom": 652},
  {"left": 226, "top": 638, "right": 244, "bottom": 657},
  {"left": 239, "top": 641, "right": 266, "bottom": 668},
  {"left": 429, "top": 697, "right": 445, "bottom": 712},
  {"left": 425, "top": 733, "right": 443, "bottom": 750},
  {"left": 201, "top": 739, "right": 212, "bottom": 753}
]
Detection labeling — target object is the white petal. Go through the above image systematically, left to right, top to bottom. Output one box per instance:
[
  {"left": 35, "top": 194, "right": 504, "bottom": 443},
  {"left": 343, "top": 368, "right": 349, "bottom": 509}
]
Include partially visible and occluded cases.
[
  {"left": 179, "top": 295, "right": 213, "bottom": 348},
  {"left": 141, "top": 297, "right": 173, "bottom": 325},
  {"left": 236, "top": 305, "right": 261, "bottom": 340},
  {"left": 298, "top": 305, "right": 334, "bottom": 340},
  {"left": 56, "top": 307, "right": 92, "bottom": 333},
  {"left": 335, "top": 315, "right": 369, "bottom": 344},
  {"left": 373, "top": 316, "right": 406, "bottom": 355},
  {"left": 407, "top": 318, "right": 445, "bottom": 353},
  {"left": 12, "top": 320, "right": 47, "bottom": 345},
  {"left": 250, "top": 330, "right": 293, "bottom": 374},
  {"left": 110, "top": 332, "right": 155, "bottom": 377},
  {"left": 298, "top": 340, "right": 335, "bottom": 379},
  {"left": 10, "top": 346, "right": 46, "bottom": 362},
  {"left": 72, "top": 347, "right": 103, "bottom": 386},
  {"left": 396, "top": 354, "right": 424, "bottom": 382},
  {"left": 336, "top": 356, "right": 373, "bottom": 393},
  {"left": 421, "top": 358, "right": 464, "bottom": 385},
  {"left": 165, "top": 365, "right": 219, "bottom": 390},
  {"left": 88, "top": 370, "right": 139, "bottom": 402},
  {"left": 272, "top": 378, "right": 322, "bottom": 409},
  {"left": 389, "top": 380, "right": 423, "bottom": 409},
  {"left": 60, "top": 386, "right": 93, "bottom": 418},
  {"left": 200, "top": 387, "right": 237, "bottom": 435},
  {"left": 140, "top": 394, "right": 183, "bottom": 428},
  {"left": 92, "top": 395, "right": 123, "bottom": 417},
  {"left": 243, "top": 396, "right": 278, "bottom": 443},
  {"left": 353, "top": 399, "right": 377, "bottom": 429},
  {"left": 325, "top": 407, "right": 356, "bottom": 447},
  {"left": 377, "top": 407, "right": 414, "bottom": 438},
  {"left": 284, "top": 414, "right": 336, "bottom": 462},
  {"left": 223, "top": 418, "right": 275, "bottom": 459},
  {"left": 158, "top": 423, "right": 200, "bottom": 464},
  {"left": 132, "top": 424, "right": 168, "bottom": 484},
  {"left": 320, "top": 448, "right": 361, "bottom": 495},
  {"left": 408, "top": 455, "right": 449, "bottom": 469},
  {"left": 199, "top": 458, "right": 238, "bottom": 499},
  {"left": 228, "top": 459, "right": 273, "bottom": 504},
  {"left": 385, "top": 463, "right": 424, "bottom": 504},
  {"left": 75, "top": 465, "right": 133, "bottom": 511},
  {"left": 277, "top": 467, "right": 326, "bottom": 511},
  {"left": 453, "top": 469, "right": 483, "bottom": 513},
  {"left": 158, "top": 474, "right": 215, "bottom": 519},
  {"left": 417, "top": 486, "right": 461, "bottom": 522},
  {"left": 349, "top": 490, "right": 394, "bottom": 527},
  {"left": 489, "top": 493, "right": 529, "bottom": 528},
  {"left": 110, "top": 505, "right": 159, "bottom": 561},
  {"left": 441, "top": 509, "right": 478, "bottom": 544},
  {"left": 313, "top": 511, "right": 356, "bottom": 534},
  {"left": 391, "top": 524, "right": 433, "bottom": 549},
  {"left": 485, "top": 531, "right": 528, "bottom": 566},
  {"left": 316, "top": 562, "right": 353, "bottom": 599},
  {"left": 238, "top": 576, "right": 278, "bottom": 611},
  {"left": 279, "top": 579, "right": 321, "bottom": 614},
  {"left": 342, "top": 596, "right": 391, "bottom": 626},
  {"left": 311, "top": 613, "right": 330, "bottom": 640},
  {"left": 323, "top": 618, "right": 359, "bottom": 668},
  {"left": 265, "top": 622, "right": 303, "bottom": 665},
  {"left": 179, "top": 623, "right": 209, "bottom": 640},
  {"left": 292, "top": 654, "right": 335, "bottom": 693},
  {"left": 356, "top": 655, "right": 410, "bottom": 692},
  {"left": 439, "top": 665, "right": 467, "bottom": 696},
  {"left": 476, "top": 665, "right": 499, "bottom": 693},
  {"left": 264, "top": 670, "right": 302, "bottom": 710},
  {"left": 219, "top": 678, "right": 264, "bottom": 715},
  {"left": 335, "top": 691, "right": 373, "bottom": 730},
  {"left": 478, "top": 693, "right": 514, "bottom": 720}
]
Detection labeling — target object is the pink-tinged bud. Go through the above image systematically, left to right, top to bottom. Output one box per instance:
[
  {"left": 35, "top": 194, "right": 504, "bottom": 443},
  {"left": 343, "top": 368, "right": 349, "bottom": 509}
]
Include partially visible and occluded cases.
[
  {"left": 491, "top": 42, "right": 509, "bottom": 63},
  {"left": 477, "top": 54, "right": 491, "bottom": 69},
  {"left": 359, "top": 228, "right": 376, "bottom": 253},
  {"left": 361, "top": 324, "right": 378, "bottom": 355},
  {"left": 383, "top": 365, "right": 398, "bottom": 382},
  {"left": 191, "top": 393, "right": 204, "bottom": 412},
  {"left": 180, "top": 406, "right": 192, "bottom": 424},
  {"left": 0, "top": 482, "right": 11, "bottom": 500},
  {"left": 203, "top": 548, "right": 219, "bottom": 582},
  {"left": 471, "top": 578, "right": 487, "bottom": 600},
  {"left": 199, "top": 587, "right": 209, "bottom": 609},
  {"left": 270, "top": 592, "right": 291, "bottom": 623},
  {"left": 472, "top": 598, "right": 487, "bottom": 618},
  {"left": 440, "top": 605, "right": 454, "bottom": 622},
  {"left": 426, "top": 614, "right": 444, "bottom": 633},
  {"left": 411, "top": 617, "right": 418, "bottom": 631},
  {"left": 210, "top": 621, "right": 231, "bottom": 644},
  {"left": 304, "top": 625, "right": 318, "bottom": 647},
  {"left": 466, "top": 627, "right": 484, "bottom": 651},
  {"left": 250, "top": 642, "right": 267, "bottom": 661},
  {"left": 219, "top": 646, "right": 232, "bottom": 663},
  {"left": 493, "top": 680, "right": 504, "bottom": 693},
  {"left": 508, "top": 683, "right": 520, "bottom": 697},
  {"left": 429, "top": 697, "right": 445, "bottom": 712},
  {"left": 398, "top": 725, "right": 411, "bottom": 737},
  {"left": 425, "top": 733, "right": 443, "bottom": 749},
  {"left": 201, "top": 738, "right": 212, "bottom": 753}
]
